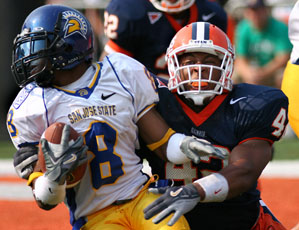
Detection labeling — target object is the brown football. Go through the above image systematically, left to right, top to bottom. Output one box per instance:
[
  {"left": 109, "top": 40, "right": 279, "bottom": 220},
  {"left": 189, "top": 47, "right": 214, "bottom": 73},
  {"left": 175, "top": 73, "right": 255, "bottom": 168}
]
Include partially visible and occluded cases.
[{"left": 37, "top": 122, "right": 87, "bottom": 188}]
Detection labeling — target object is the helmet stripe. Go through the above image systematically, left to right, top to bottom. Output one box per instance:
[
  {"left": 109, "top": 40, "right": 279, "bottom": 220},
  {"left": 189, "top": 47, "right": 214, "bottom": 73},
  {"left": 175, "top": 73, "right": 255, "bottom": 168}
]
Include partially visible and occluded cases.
[
  {"left": 191, "top": 22, "right": 197, "bottom": 40},
  {"left": 192, "top": 22, "right": 210, "bottom": 40},
  {"left": 204, "top": 22, "right": 210, "bottom": 40}
]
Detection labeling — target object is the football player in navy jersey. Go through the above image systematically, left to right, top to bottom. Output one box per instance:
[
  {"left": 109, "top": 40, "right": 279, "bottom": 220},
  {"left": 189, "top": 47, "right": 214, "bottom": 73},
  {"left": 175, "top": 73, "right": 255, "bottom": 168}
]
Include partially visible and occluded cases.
[
  {"left": 100, "top": 0, "right": 227, "bottom": 78},
  {"left": 142, "top": 22, "right": 288, "bottom": 229}
]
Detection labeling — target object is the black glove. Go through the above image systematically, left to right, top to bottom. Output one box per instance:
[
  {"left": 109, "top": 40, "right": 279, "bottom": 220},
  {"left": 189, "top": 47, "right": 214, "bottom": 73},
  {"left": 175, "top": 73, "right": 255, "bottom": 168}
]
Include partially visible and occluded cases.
[
  {"left": 13, "top": 145, "right": 38, "bottom": 179},
  {"left": 144, "top": 184, "right": 201, "bottom": 226}
]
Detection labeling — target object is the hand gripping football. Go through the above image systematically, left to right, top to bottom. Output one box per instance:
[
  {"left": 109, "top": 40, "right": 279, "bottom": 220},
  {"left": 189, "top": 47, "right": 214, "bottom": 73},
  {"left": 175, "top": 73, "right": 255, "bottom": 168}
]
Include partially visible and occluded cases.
[{"left": 37, "top": 122, "right": 87, "bottom": 188}]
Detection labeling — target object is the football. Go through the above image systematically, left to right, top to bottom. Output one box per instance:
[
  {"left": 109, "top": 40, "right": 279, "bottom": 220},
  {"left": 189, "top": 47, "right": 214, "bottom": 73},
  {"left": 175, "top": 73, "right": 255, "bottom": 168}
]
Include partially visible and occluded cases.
[{"left": 37, "top": 122, "right": 87, "bottom": 188}]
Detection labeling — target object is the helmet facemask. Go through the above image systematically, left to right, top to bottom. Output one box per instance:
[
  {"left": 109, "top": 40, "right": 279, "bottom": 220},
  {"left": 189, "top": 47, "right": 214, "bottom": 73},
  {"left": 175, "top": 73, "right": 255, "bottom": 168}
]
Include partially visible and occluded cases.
[
  {"left": 11, "top": 6, "right": 94, "bottom": 88},
  {"left": 167, "top": 22, "right": 234, "bottom": 105},
  {"left": 11, "top": 29, "right": 62, "bottom": 87}
]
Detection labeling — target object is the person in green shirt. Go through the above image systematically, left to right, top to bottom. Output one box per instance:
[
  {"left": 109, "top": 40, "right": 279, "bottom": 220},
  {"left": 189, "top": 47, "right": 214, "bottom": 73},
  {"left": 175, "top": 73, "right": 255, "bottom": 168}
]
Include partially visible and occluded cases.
[{"left": 234, "top": 0, "right": 292, "bottom": 88}]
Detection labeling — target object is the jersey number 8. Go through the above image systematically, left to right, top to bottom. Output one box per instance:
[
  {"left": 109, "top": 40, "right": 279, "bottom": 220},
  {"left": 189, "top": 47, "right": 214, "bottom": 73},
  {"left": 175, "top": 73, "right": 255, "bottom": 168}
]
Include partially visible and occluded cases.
[{"left": 84, "top": 121, "right": 124, "bottom": 190}]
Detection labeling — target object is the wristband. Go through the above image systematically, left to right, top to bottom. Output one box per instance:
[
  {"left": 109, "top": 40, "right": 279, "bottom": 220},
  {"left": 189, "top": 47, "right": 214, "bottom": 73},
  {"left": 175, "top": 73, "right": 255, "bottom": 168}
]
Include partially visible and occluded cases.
[
  {"left": 147, "top": 128, "right": 175, "bottom": 151},
  {"left": 166, "top": 133, "right": 190, "bottom": 164},
  {"left": 27, "top": 172, "right": 44, "bottom": 186},
  {"left": 194, "top": 173, "right": 229, "bottom": 202},
  {"left": 33, "top": 175, "right": 66, "bottom": 205}
]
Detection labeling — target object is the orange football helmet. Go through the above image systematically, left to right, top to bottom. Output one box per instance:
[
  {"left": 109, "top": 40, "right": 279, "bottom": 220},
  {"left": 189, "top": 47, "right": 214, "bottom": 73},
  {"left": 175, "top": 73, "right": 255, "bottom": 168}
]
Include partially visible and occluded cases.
[
  {"left": 150, "top": 0, "right": 195, "bottom": 13},
  {"left": 166, "top": 22, "right": 235, "bottom": 105}
]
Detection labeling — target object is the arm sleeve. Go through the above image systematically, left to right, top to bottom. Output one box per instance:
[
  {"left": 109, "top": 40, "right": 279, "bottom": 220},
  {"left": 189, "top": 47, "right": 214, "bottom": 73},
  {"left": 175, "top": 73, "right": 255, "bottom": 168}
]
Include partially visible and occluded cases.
[
  {"left": 108, "top": 53, "right": 159, "bottom": 122},
  {"left": 126, "top": 57, "right": 159, "bottom": 121},
  {"left": 6, "top": 86, "right": 47, "bottom": 148},
  {"left": 236, "top": 88, "right": 289, "bottom": 143}
]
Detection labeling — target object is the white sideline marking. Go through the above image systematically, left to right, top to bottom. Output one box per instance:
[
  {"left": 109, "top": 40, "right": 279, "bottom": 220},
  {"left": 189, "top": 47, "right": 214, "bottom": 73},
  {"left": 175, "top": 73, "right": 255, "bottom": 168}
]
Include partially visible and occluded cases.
[
  {"left": 0, "top": 159, "right": 17, "bottom": 177},
  {"left": 0, "top": 160, "right": 299, "bottom": 201},
  {"left": 0, "top": 160, "right": 33, "bottom": 200},
  {"left": 261, "top": 160, "right": 299, "bottom": 178},
  {"left": 0, "top": 183, "right": 33, "bottom": 201}
]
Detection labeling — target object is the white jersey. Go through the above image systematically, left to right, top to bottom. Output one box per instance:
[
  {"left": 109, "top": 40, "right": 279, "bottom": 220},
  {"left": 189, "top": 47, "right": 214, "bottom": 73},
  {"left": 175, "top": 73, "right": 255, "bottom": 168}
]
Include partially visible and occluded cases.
[{"left": 7, "top": 53, "right": 159, "bottom": 220}]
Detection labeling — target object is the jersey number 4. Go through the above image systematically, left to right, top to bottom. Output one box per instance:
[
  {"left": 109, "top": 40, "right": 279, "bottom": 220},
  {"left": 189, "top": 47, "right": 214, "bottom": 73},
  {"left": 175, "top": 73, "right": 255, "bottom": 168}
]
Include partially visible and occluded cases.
[{"left": 271, "top": 108, "right": 287, "bottom": 137}]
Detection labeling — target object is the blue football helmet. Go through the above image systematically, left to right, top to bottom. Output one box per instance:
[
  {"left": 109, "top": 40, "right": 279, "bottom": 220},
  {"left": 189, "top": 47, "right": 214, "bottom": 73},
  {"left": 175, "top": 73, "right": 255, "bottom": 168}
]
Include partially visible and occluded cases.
[{"left": 11, "top": 4, "right": 94, "bottom": 87}]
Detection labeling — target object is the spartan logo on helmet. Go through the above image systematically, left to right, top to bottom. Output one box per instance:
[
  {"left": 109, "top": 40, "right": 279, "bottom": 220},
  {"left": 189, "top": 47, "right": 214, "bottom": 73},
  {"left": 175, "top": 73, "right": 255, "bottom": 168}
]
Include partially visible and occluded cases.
[{"left": 62, "top": 11, "right": 88, "bottom": 39}]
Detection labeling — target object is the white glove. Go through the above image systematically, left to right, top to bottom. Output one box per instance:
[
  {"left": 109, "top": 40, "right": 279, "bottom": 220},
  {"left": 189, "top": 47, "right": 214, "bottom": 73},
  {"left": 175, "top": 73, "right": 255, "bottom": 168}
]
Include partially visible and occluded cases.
[
  {"left": 41, "top": 125, "right": 88, "bottom": 184},
  {"left": 180, "top": 136, "right": 228, "bottom": 164},
  {"left": 144, "top": 184, "right": 200, "bottom": 226}
]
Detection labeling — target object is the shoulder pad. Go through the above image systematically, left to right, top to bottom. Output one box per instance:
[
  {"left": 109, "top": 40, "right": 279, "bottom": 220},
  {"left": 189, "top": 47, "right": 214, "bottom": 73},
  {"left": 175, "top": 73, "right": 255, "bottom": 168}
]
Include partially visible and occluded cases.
[{"left": 13, "top": 83, "right": 37, "bottom": 109}]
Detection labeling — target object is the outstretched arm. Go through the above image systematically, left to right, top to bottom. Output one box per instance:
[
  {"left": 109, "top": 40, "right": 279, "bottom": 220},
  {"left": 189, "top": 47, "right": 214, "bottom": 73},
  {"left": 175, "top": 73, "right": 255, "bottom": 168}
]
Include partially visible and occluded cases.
[
  {"left": 137, "top": 107, "right": 227, "bottom": 164},
  {"left": 144, "top": 139, "right": 272, "bottom": 226}
]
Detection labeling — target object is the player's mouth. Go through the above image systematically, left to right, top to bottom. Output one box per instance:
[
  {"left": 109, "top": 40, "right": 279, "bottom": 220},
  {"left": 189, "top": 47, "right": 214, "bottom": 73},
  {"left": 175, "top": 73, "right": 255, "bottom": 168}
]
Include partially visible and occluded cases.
[{"left": 191, "top": 81, "right": 209, "bottom": 90}]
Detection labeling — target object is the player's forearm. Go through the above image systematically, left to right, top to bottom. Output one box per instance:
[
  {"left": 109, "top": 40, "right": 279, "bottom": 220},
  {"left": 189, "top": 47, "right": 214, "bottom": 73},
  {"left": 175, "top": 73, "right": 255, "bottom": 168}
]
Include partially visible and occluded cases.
[
  {"left": 138, "top": 108, "right": 189, "bottom": 163},
  {"left": 147, "top": 131, "right": 191, "bottom": 163},
  {"left": 193, "top": 140, "right": 272, "bottom": 201},
  {"left": 219, "top": 140, "right": 272, "bottom": 199},
  {"left": 217, "top": 164, "right": 258, "bottom": 199},
  {"left": 192, "top": 167, "right": 256, "bottom": 202},
  {"left": 29, "top": 173, "right": 65, "bottom": 210}
]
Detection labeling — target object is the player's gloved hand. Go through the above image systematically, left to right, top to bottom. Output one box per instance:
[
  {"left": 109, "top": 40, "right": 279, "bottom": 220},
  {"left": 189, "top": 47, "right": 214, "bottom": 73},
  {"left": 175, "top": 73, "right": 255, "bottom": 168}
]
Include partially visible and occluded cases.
[
  {"left": 41, "top": 124, "right": 88, "bottom": 184},
  {"left": 180, "top": 136, "right": 228, "bottom": 163},
  {"left": 13, "top": 145, "right": 38, "bottom": 179},
  {"left": 144, "top": 184, "right": 200, "bottom": 226}
]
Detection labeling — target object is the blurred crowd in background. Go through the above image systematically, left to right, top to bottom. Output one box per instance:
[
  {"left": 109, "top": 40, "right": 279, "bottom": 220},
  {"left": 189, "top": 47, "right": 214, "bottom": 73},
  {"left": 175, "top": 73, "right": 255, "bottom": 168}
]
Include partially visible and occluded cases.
[{"left": 0, "top": 0, "right": 297, "bottom": 140}]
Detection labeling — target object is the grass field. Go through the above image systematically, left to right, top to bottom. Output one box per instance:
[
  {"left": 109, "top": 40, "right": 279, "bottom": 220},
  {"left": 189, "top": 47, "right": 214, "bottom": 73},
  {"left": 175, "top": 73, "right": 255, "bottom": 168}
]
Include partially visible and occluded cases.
[{"left": 0, "top": 137, "right": 298, "bottom": 159}]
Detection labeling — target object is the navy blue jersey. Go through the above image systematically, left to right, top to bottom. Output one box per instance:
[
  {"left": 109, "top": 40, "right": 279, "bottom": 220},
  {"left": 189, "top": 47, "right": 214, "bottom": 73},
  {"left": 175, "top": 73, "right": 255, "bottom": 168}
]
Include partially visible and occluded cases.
[
  {"left": 104, "top": 0, "right": 227, "bottom": 77},
  {"left": 138, "top": 78, "right": 288, "bottom": 229}
]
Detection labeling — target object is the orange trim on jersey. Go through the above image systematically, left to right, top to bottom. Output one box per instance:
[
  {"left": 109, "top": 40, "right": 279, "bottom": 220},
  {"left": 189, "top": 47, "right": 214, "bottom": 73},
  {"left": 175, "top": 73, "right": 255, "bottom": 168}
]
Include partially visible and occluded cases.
[
  {"left": 164, "top": 4, "right": 198, "bottom": 32},
  {"left": 106, "top": 40, "right": 133, "bottom": 57},
  {"left": 175, "top": 94, "right": 228, "bottom": 126},
  {"left": 238, "top": 137, "right": 274, "bottom": 146},
  {"left": 251, "top": 205, "right": 287, "bottom": 230}
]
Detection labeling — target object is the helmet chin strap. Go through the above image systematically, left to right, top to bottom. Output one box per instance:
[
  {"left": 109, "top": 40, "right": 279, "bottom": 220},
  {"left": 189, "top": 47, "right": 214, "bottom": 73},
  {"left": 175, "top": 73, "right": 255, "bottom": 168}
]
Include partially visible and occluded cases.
[
  {"left": 35, "top": 69, "right": 54, "bottom": 88},
  {"left": 185, "top": 93, "right": 215, "bottom": 106}
]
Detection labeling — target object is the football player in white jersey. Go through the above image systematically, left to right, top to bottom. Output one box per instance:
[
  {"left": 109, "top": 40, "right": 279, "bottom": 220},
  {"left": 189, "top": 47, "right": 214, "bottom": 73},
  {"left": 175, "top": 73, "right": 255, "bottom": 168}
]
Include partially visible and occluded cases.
[{"left": 7, "top": 5, "right": 226, "bottom": 230}]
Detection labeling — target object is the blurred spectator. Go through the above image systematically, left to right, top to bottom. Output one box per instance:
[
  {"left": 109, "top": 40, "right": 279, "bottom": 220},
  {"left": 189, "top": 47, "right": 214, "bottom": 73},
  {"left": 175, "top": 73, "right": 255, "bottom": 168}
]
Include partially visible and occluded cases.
[
  {"left": 100, "top": 0, "right": 227, "bottom": 78},
  {"left": 234, "top": 0, "right": 292, "bottom": 88},
  {"left": 281, "top": 0, "right": 299, "bottom": 138}
]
